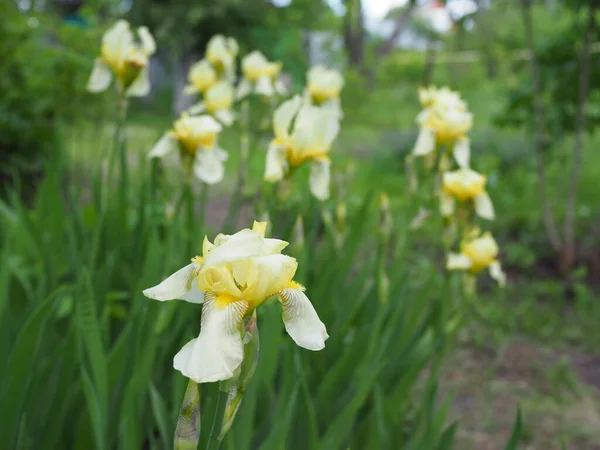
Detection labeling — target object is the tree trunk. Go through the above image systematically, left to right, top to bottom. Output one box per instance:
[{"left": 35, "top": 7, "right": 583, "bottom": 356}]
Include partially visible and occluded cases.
[
  {"left": 343, "top": 0, "right": 365, "bottom": 68},
  {"left": 521, "top": 0, "right": 563, "bottom": 256},
  {"left": 563, "top": 0, "right": 597, "bottom": 272},
  {"left": 376, "top": 2, "right": 416, "bottom": 59},
  {"left": 171, "top": 50, "right": 197, "bottom": 115}
]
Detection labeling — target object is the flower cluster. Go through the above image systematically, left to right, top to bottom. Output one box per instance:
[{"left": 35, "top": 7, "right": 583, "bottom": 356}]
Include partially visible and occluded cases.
[
  {"left": 186, "top": 35, "right": 239, "bottom": 126},
  {"left": 411, "top": 86, "right": 505, "bottom": 287},
  {"left": 143, "top": 221, "right": 328, "bottom": 383}
]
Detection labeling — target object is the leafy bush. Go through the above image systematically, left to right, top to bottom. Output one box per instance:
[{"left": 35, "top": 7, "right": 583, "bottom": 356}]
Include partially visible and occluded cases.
[{"left": 0, "top": 3, "right": 107, "bottom": 196}]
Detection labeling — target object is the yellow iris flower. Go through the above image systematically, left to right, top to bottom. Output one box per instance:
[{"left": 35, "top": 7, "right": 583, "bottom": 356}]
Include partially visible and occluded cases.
[
  {"left": 87, "top": 20, "right": 156, "bottom": 97},
  {"left": 205, "top": 35, "right": 238, "bottom": 81},
  {"left": 236, "top": 50, "right": 286, "bottom": 99},
  {"left": 184, "top": 59, "right": 218, "bottom": 95},
  {"left": 305, "top": 65, "right": 344, "bottom": 118},
  {"left": 188, "top": 81, "right": 236, "bottom": 126},
  {"left": 413, "top": 86, "right": 473, "bottom": 169},
  {"left": 264, "top": 96, "right": 341, "bottom": 200},
  {"left": 148, "top": 113, "right": 228, "bottom": 185},
  {"left": 440, "top": 168, "right": 495, "bottom": 220},
  {"left": 143, "top": 221, "right": 329, "bottom": 383},
  {"left": 447, "top": 229, "right": 506, "bottom": 286}
]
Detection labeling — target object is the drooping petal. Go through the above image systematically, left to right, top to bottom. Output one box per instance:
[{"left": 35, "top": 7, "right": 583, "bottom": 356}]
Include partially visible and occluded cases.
[
  {"left": 138, "top": 26, "right": 156, "bottom": 55},
  {"left": 87, "top": 59, "right": 113, "bottom": 93},
  {"left": 126, "top": 67, "right": 151, "bottom": 97},
  {"left": 255, "top": 76, "right": 274, "bottom": 97},
  {"left": 235, "top": 78, "right": 252, "bottom": 100},
  {"left": 273, "top": 95, "right": 302, "bottom": 141},
  {"left": 215, "top": 109, "right": 235, "bottom": 126},
  {"left": 413, "top": 127, "right": 436, "bottom": 156},
  {"left": 148, "top": 132, "right": 177, "bottom": 159},
  {"left": 453, "top": 137, "right": 470, "bottom": 169},
  {"left": 264, "top": 141, "right": 287, "bottom": 182},
  {"left": 194, "top": 149, "right": 225, "bottom": 185},
  {"left": 309, "top": 157, "right": 331, "bottom": 200},
  {"left": 439, "top": 192, "right": 456, "bottom": 217},
  {"left": 474, "top": 192, "right": 495, "bottom": 220},
  {"left": 446, "top": 253, "right": 473, "bottom": 270},
  {"left": 489, "top": 261, "right": 506, "bottom": 287},
  {"left": 143, "top": 263, "right": 199, "bottom": 302},
  {"left": 180, "top": 281, "right": 205, "bottom": 304},
  {"left": 278, "top": 288, "right": 328, "bottom": 351},
  {"left": 173, "top": 294, "right": 248, "bottom": 383}
]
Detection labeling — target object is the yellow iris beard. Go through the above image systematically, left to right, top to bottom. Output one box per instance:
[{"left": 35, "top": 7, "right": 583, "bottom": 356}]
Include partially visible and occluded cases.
[
  {"left": 273, "top": 139, "right": 329, "bottom": 168},
  {"left": 211, "top": 280, "right": 304, "bottom": 310}
]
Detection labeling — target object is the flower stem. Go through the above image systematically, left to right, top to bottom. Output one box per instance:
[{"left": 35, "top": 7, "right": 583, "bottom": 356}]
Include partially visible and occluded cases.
[{"left": 223, "top": 99, "right": 250, "bottom": 232}]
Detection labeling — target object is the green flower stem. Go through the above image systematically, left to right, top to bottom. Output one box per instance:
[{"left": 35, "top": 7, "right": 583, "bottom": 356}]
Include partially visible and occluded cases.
[{"left": 223, "top": 99, "right": 250, "bottom": 232}]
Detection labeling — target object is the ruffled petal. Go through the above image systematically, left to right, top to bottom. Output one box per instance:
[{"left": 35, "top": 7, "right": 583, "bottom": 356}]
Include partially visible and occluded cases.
[
  {"left": 87, "top": 59, "right": 113, "bottom": 93},
  {"left": 126, "top": 67, "right": 151, "bottom": 97},
  {"left": 413, "top": 127, "right": 436, "bottom": 156},
  {"left": 148, "top": 132, "right": 177, "bottom": 159},
  {"left": 453, "top": 137, "right": 470, "bottom": 169},
  {"left": 264, "top": 141, "right": 288, "bottom": 182},
  {"left": 193, "top": 149, "right": 225, "bottom": 185},
  {"left": 309, "top": 157, "right": 331, "bottom": 200},
  {"left": 474, "top": 192, "right": 495, "bottom": 220},
  {"left": 203, "top": 229, "right": 265, "bottom": 267},
  {"left": 446, "top": 253, "right": 473, "bottom": 270},
  {"left": 235, "top": 254, "right": 298, "bottom": 305},
  {"left": 489, "top": 261, "right": 506, "bottom": 287},
  {"left": 143, "top": 263, "right": 200, "bottom": 302},
  {"left": 278, "top": 288, "right": 328, "bottom": 350},
  {"left": 173, "top": 294, "right": 248, "bottom": 383}
]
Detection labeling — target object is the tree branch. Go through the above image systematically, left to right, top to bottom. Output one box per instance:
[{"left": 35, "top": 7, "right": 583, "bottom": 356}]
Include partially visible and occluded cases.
[
  {"left": 521, "top": 0, "right": 563, "bottom": 254},
  {"left": 564, "top": 0, "right": 596, "bottom": 270},
  {"left": 376, "top": 3, "right": 417, "bottom": 58}
]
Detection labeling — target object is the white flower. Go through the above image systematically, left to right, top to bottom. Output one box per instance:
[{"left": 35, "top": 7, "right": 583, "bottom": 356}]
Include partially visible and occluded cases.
[
  {"left": 87, "top": 20, "right": 156, "bottom": 97},
  {"left": 206, "top": 35, "right": 238, "bottom": 81},
  {"left": 236, "top": 50, "right": 286, "bottom": 99},
  {"left": 184, "top": 59, "right": 218, "bottom": 95},
  {"left": 305, "top": 65, "right": 344, "bottom": 118},
  {"left": 188, "top": 81, "right": 235, "bottom": 126},
  {"left": 412, "top": 86, "right": 473, "bottom": 166},
  {"left": 264, "top": 96, "right": 340, "bottom": 200},
  {"left": 148, "top": 114, "right": 228, "bottom": 185},
  {"left": 441, "top": 168, "right": 495, "bottom": 220},
  {"left": 142, "top": 222, "right": 328, "bottom": 383},
  {"left": 447, "top": 230, "right": 506, "bottom": 286}
]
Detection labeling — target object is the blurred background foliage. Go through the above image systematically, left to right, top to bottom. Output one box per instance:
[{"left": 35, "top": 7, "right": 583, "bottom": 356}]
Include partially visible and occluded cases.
[{"left": 2, "top": 0, "right": 600, "bottom": 448}]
